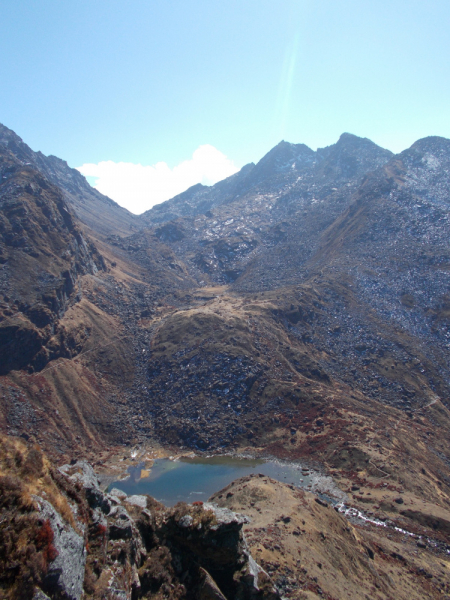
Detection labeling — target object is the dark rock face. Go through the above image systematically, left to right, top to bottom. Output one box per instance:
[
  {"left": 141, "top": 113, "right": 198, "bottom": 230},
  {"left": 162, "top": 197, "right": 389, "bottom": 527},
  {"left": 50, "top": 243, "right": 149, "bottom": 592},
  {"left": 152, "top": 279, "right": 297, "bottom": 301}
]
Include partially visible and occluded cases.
[
  {"left": 0, "top": 147, "right": 105, "bottom": 374},
  {"left": 0, "top": 316, "right": 46, "bottom": 375},
  {"left": 33, "top": 496, "right": 86, "bottom": 600},
  {"left": 160, "top": 502, "right": 276, "bottom": 599}
]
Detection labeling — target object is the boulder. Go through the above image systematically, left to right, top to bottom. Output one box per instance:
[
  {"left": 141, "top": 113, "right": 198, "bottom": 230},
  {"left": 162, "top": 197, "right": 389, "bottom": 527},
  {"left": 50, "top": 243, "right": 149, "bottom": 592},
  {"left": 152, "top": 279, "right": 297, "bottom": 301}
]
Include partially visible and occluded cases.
[
  {"left": 59, "top": 461, "right": 111, "bottom": 514},
  {"left": 109, "top": 487, "right": 128, "bottom": 500},
  {"left": 125, "top": 494, "right": 148, "bottom": 509},
  {"left": 108, "top": 505, "right": 134, "bottom": 540}
]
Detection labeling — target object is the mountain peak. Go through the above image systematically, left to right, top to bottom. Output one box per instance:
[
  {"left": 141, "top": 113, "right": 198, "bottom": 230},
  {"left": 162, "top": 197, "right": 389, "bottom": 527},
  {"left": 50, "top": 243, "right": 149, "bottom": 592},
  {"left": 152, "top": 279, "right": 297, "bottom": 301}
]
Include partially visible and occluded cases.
[
  {"left": 0, "top": 122, "right": 22, "bottom": 143},
  {"left": 0, "top": 123, "right": 138, "bottom": 237},
  {"left": 333, "top": 132, "right": 387, "bottom": 150},
  {"left": 337, "top": 132, "right": 363, "bottom": 142},
  {"left": 313, "top": 133, "right": 393, "bottom": 181},
  {"left": 409, "top": 135, "right": 450, "bottom": 157},
  {"left": 248, "top": 139, "right": 316, "bottom": 181}
]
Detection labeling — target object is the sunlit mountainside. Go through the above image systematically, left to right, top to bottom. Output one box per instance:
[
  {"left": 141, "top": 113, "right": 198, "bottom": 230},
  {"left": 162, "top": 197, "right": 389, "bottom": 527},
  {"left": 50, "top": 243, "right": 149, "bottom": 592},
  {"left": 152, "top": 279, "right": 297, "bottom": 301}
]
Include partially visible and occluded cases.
[{"left": 1, "top": 123, "right": 450, "bottom": 599}]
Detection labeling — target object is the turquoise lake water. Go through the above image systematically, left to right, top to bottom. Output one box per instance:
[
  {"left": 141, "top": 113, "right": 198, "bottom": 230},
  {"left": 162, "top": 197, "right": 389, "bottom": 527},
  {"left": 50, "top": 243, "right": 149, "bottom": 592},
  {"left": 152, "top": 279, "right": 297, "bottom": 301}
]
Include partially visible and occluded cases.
[{"left": 110, "top": 456, "right": 313, "bottom": 507}]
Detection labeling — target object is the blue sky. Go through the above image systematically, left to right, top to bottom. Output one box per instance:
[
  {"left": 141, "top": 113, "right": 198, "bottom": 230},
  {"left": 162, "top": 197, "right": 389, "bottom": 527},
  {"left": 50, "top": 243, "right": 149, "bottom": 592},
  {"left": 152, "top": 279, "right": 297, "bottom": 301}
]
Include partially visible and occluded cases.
[{"left": 1, "top": 0, "right": 449, "bottom": 213}]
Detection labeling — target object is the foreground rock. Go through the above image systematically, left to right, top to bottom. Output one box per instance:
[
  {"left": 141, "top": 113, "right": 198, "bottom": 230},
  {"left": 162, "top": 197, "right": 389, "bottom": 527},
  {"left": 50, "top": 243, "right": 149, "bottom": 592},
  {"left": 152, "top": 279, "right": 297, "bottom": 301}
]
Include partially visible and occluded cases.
[
  {"left": 1, "top": 436, "right": 450, "bottom": 599},
  {"left": 0, "top": 437, "right": 278, "bottom": 599},
  {"left": 32, "top": 496, "right": 86, "bottom": 600}
]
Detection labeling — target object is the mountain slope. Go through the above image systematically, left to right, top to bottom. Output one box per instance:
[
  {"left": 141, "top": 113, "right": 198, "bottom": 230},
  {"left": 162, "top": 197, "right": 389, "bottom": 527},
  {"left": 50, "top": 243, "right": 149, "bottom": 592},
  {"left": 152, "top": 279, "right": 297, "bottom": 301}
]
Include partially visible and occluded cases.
[
  {"left": 0, "top": 123, "right": 139, "bottom": 238},
  {"left": 2, "top": 127, "right": 448, "bottom": 453},
  {"left": 0, "top": 133, "right": 200, "bottom": 459},
  {"left": 142, "top": 133, "right": 392, "bottom": 233},
  {"left": 140, "top": 134, "right": 392, "bottom": 288},
  {"left": 302, "top": 136, "right": 450, "bottom": 410},
  {"left": 0, "top": 145, "right": 105, "bottom": 372}
]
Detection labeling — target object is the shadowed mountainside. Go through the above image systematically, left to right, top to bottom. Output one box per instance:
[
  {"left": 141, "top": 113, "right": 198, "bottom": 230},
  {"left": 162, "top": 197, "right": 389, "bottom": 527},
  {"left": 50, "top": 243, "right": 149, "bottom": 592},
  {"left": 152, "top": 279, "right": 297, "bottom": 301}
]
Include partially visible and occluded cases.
[{"left": 0, "top": 146, "right": 105, "bottom": 374}]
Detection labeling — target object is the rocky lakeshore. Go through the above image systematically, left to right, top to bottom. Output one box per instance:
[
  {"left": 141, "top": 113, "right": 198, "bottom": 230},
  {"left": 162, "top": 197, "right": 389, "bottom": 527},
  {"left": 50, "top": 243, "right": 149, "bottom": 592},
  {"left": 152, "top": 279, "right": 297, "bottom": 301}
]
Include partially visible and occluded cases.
[{"left": 0, "top": 437, "right": 279, "bottom": 600}]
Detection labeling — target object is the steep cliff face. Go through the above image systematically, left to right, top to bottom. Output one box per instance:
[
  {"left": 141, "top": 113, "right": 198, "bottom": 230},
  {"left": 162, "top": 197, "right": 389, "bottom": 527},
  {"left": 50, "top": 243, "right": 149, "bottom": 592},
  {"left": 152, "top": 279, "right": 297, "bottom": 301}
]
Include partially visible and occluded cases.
[{"left": 0, "top": 146, "right": 105, "bottom": 374}]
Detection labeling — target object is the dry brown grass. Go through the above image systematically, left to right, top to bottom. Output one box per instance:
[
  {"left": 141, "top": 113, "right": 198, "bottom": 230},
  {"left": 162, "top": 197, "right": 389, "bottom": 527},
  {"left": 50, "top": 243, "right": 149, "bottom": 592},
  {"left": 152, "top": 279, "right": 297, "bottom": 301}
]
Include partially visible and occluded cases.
[
  {"left": 0, "top": 435, "right": 92, "bottom": 598},
  {"left": 0, "top": 436, "right": 82, "bottom": 530}
]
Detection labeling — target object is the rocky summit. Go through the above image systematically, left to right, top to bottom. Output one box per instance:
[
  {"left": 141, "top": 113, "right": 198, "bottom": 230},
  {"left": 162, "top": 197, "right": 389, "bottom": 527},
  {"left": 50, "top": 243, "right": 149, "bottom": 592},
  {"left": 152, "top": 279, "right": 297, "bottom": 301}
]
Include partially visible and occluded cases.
[{"left": 0, "top": 123, "right": 450, "bottom": 599}]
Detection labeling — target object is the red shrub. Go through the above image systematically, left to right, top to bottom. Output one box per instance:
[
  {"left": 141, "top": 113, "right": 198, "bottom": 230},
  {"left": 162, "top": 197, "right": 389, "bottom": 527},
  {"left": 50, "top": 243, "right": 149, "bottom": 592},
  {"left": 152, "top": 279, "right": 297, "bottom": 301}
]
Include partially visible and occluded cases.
[
  {"left": 36, "top": 520, "right": 58, "bottom": 565},
  {"left": 96, "top": 524, "right": 107, "bottom": 537}
]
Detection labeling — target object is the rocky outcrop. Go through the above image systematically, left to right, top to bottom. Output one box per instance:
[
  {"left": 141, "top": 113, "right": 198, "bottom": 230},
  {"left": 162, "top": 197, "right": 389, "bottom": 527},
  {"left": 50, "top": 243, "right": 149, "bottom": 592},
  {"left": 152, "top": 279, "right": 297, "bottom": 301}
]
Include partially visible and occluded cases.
[
  {"left": 0, "top": 147, "right": 105, "bottom": 374},
  {"left": 0, "top": 441, "right": 278, "bottom": 600},
  {"left": 55, "top": 460, "right": 279, "bottom": 599},
  {"left": 59, "top": 461, "right": 112, "bottom": 514},
  {"left": 33, "top": 496, "right": 86, "bottom": 600},
  {"left": 160, "top": 502, "right": 277, "bottom": 599}
]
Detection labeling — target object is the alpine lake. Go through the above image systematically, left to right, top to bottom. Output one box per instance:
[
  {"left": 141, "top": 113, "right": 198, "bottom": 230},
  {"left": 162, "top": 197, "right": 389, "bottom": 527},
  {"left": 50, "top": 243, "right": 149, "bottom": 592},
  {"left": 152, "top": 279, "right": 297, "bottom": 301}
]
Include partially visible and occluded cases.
[{"left": 109, "top": 455, "right": 315, "bottom": 507}]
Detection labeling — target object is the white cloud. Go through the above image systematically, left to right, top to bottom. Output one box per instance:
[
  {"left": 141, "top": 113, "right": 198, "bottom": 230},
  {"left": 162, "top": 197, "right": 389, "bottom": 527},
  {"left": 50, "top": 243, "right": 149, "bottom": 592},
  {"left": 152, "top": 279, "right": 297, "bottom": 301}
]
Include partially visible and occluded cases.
[{"left": 76, "top": 144, "right": 239, "bottom": 215}]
